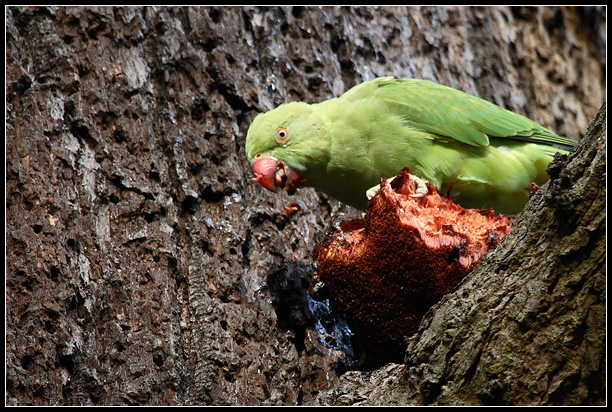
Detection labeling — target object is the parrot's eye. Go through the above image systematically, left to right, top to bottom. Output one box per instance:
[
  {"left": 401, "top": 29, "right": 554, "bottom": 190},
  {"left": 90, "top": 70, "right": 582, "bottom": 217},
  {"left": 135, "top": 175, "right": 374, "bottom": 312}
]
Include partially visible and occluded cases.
[{"left": 275, "top": 128, "right": 289, "bottom": 144}]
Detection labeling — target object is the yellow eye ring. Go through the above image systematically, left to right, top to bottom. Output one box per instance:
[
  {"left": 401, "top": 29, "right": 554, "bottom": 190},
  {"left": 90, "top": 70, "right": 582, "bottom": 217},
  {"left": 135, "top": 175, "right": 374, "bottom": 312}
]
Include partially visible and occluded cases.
[{"left": 275, "top": 127, "right": 289, "bottom": 144}]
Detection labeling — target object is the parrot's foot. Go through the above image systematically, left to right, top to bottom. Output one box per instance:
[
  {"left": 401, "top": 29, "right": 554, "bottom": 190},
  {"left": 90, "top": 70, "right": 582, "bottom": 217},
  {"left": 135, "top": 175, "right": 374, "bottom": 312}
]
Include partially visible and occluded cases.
[
  {"left": 366, "top": 173, "right": 428, "bottom": 201},
  {"left": 409, "top": 174, "right": 429, "bottom": 198},
  {"left": 529, "top": 182, "right": 540, "bottom": 198},
  {"left": 365, "top": 185, "right": 380, "bottom": 201}
]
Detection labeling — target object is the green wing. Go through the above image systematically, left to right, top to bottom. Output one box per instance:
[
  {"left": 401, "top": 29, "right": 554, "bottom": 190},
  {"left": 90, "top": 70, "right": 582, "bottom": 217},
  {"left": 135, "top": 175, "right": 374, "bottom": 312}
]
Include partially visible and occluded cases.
[{"left": 370, "top": 77, "right": 575, "bottom": 149}]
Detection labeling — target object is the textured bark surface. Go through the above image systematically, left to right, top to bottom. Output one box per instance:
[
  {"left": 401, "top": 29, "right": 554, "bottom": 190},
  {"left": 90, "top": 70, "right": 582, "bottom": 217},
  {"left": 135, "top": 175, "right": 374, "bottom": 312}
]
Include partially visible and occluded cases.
[
  {"left": 6, "top": 6, "right": 605, "bottom": 405},
  {"left": 310, "top": 102, "right": 606, "bottom": 406}
]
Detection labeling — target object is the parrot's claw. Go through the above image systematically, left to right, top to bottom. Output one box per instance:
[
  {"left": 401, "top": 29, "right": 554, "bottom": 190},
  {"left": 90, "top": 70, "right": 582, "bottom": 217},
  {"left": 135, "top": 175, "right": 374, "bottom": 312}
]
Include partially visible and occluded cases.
[
  {"left": 366, "top": 173, "right": 429, "bottom": 201},
  {"left": 409, "top": 174, "right": 428, "bottom": 198},
  {"left": 365, "top": 184, "right": 381, "bottom": 201}
]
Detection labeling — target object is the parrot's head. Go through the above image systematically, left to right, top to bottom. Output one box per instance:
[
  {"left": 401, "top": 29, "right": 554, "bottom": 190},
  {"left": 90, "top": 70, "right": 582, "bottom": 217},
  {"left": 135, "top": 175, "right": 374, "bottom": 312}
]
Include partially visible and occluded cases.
[{"left": 245, "top": 101, "right": 330, "bottom": 194}]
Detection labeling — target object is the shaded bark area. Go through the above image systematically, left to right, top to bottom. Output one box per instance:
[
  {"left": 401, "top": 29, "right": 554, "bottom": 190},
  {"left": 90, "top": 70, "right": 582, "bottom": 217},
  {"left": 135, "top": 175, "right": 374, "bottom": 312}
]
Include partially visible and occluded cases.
[
  {"left": 6, "top": 6, "right": 605, "bottom": 405},
  {"left": 310, "top": 102, "right": 606, "bottom": 406}
]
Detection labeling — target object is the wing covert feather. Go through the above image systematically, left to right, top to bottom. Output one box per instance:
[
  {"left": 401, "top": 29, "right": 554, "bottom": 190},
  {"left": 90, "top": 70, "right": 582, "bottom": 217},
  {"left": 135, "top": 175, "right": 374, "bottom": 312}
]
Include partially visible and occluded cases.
[{"left": 370, "top": 77, "right": 574, "bottom": 149}]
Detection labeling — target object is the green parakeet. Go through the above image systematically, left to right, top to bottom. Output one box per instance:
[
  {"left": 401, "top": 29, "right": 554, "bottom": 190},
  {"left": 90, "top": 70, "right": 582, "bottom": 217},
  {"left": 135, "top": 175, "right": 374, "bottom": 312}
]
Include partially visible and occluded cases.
[{"left": 245, "top": 76, "right": 575, "bottom": 214}]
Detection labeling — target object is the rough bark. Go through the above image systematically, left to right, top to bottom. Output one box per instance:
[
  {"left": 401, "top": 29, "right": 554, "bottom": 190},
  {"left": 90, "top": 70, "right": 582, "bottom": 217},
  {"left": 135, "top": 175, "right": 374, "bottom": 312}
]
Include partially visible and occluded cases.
[
  {"left": 6, "top": 6, "right": 605, "bottom": 406},
  {"left": 310, "top": 102, "right": 606, "bottom": 405}
]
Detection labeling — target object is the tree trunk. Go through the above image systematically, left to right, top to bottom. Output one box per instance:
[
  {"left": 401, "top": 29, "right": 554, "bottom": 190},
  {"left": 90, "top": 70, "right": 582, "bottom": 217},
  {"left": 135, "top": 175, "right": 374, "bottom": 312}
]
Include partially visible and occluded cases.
[{"left": 6, "top": 6, "right": 605, "bottom": 405}]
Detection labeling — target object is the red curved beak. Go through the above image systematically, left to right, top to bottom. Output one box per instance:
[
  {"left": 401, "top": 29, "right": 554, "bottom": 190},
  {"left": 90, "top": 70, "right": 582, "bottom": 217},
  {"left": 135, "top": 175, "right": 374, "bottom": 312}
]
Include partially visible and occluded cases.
[{"left": 251, "top": 156, "right": 304, "bottom": 193}]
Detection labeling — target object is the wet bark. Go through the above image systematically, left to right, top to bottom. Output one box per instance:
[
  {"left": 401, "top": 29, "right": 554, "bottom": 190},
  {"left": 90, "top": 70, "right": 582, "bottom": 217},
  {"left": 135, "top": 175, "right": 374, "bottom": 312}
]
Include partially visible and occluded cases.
[{"left": 6, "top": 6, "right": 605, "bottom": 405}]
